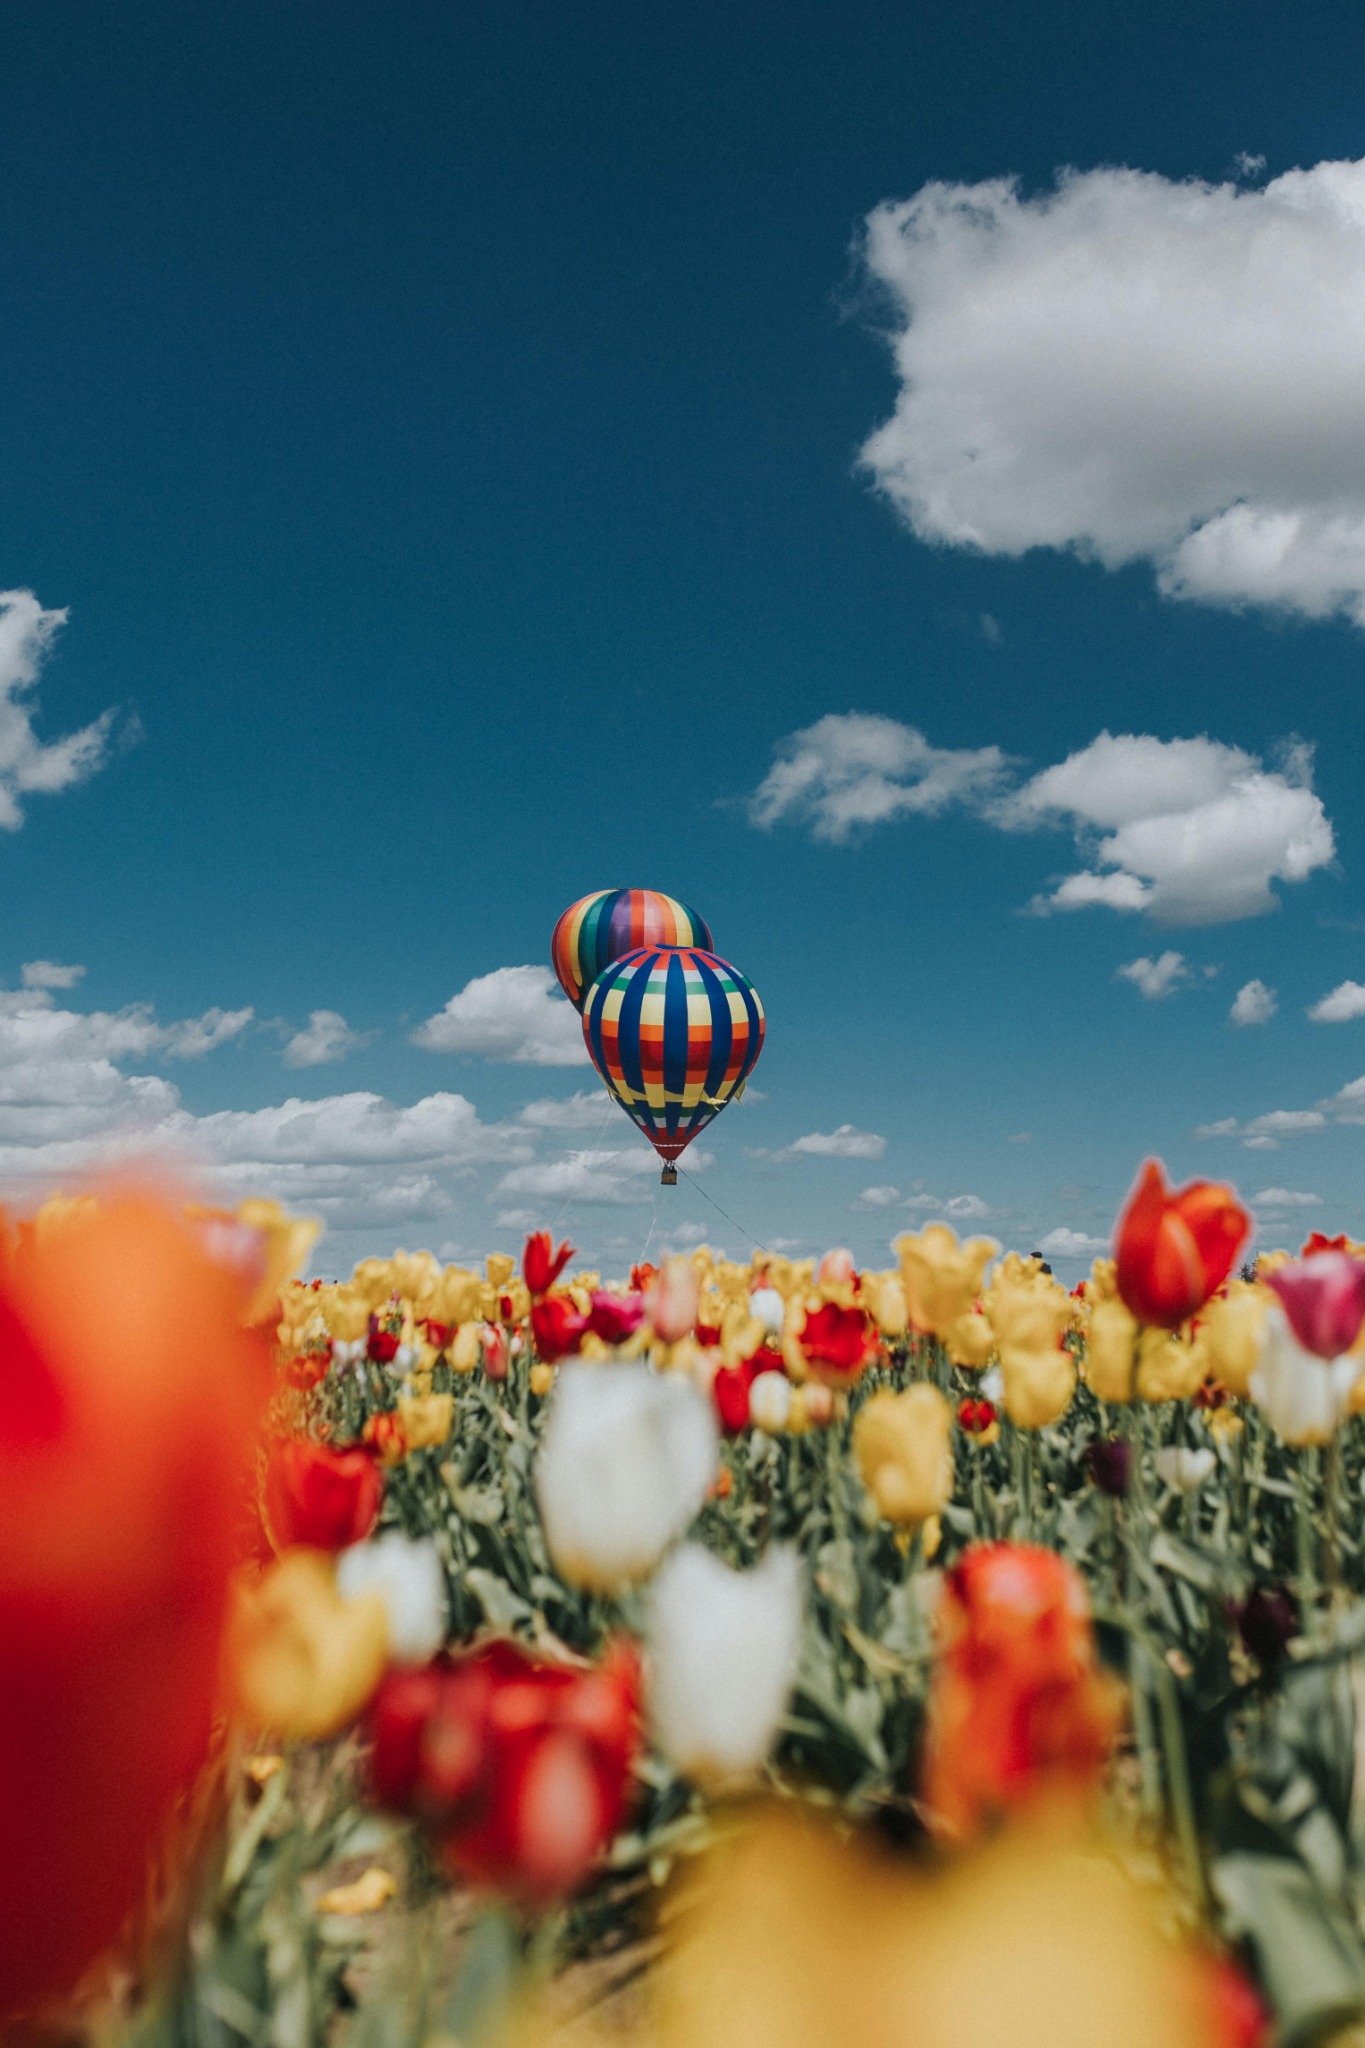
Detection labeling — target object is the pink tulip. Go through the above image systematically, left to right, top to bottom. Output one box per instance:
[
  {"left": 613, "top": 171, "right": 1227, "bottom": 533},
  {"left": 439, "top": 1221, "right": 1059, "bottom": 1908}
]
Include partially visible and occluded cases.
[
  {"left": 817, "top": 1247, "right": 857, "bottom": 1289},
  {"left": 1265, "top": 1251, "right": 1365, "bottom": 1359},
  {"left": 649, "top": 1258, "right": 699, "bottom": 1343}
]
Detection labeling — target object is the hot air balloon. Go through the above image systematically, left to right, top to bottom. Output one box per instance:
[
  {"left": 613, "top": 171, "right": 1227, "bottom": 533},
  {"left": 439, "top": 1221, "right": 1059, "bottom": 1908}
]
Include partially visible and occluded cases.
[
  {"left": 551, "top": 889, "right": 713, "bottom": 1012},
  {"left": 582, "top": 945, "right": 764, "bottom": 1183}
]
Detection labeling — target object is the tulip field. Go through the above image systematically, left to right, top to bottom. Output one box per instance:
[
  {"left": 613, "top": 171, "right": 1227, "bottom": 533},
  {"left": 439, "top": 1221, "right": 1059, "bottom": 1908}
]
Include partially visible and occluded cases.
[{"left": 12, "top": 1172, "right": 1365, "bottom": 2046}]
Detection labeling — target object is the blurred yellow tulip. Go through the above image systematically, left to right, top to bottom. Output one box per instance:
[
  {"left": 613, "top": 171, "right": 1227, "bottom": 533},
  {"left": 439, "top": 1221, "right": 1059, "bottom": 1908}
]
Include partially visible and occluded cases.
[
  {"left": 895, "top": 1224, "right": 999, "bottom": 1338},
  {"left": 486, "top": 1252, "right": 516, "bottom": 1291},
  {"left": 1200, "top": 1282, "right": 1269, "bottom": 1397},
  {"left": 1085, "top": 1295, "right": 1139, "bottom": 1403},
  {"left": 1137, "top": 1327, "right": 1206, "bottom": 1404},
  {"left": 1000, "top": 1343, "right": 1076, "bottom": 1429},
  {"left": 853, "top": 1384, "right": 953, "bottom": 1525},
  {"left": 396, "top": 1392, "right": 453, "bottom": 1450},
  {"left": 225, "top": 1551, "right": 389, "bottom": 1741}
]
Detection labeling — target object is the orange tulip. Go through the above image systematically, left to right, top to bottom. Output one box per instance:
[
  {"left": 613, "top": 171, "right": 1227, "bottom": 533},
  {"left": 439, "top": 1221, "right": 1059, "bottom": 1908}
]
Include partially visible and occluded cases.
[{"left": 0, "top": 1188, "right": 267, "bottom": 2018}]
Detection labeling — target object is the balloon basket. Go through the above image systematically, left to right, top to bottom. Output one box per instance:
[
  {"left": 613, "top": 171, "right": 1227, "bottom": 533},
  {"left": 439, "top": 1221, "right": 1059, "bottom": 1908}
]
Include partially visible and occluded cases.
[{"left": 660, "top": 1162, "right": 678, "bottom": 1186}]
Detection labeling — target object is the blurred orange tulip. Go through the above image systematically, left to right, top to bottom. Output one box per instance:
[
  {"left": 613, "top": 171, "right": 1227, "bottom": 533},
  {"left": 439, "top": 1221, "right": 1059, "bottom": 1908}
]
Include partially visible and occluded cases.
[{"left": 0, "top": 1187, "right": 268, "bottom": 2019}]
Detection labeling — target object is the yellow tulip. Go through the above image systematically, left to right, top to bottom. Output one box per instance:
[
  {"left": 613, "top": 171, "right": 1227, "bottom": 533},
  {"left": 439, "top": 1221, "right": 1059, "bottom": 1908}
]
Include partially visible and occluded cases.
[
  {"left": 895, "top": 1224, "right": 999, "bottom": 1339},
  {"left": 388, "top": 1249, "right": 441, "bottom": 1306},
  {"left": 485, "top": 1252, "right": 515, "bottom": 1291},
  {"left": 351, "top": 1257, "right": 397, "bottom": 1308},
  {"left": 440, "top": 1266, "right": 485, "bottom": 1325},
  {"left": 861, "top": 1271, "right": 909, "bottom": 1338},
  {"left": 1200, "top": 1282, "right": 1269, "bottom": 1397},
  {"left": 1084, "top": 1296, "right": 1140, "bottom": 1403},
  {"left": 720, "top": 1303, "right": 767, "bottom": 1367},
  {"left": 943, "top": 1306, "right": 996, "bottom": 1369},
  {"left": 449, "top": 1323, "right": 482, "bottom": 1374},
  {"left": 1137, "top": 1327, "right": 1206, "bottom": 1404},
  {"left": 999, "top": 1343, "right": 1076, "bottom": 1429},
  {"left": 529, "top": 1362, "right": 556, "bottom": 1397},
  {"left": 852, "top": 1385, "right": 954, "bottom": 1526},
  {"left": 396, "top": 1392, "right": 453, "bottom": 1450},
  {"left": 225, "top": 1551, "right": 389, "bottom": 1741}
]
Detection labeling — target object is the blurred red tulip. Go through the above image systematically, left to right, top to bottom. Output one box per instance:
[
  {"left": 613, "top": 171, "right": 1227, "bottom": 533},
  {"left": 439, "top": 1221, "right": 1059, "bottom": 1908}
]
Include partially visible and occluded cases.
[
  {"left": 1114, "top": 1160, "right": 1249, "bottom": 1329},
  {"left": 0, "top": 1189, "right": 268, "bottom": 2018},
  {"left": 523, "top": 1230, "right": 575, "bottom": 1299},
  {"left": 587, "top": 1289, "right": 646, "bottom": 1345},
  {"left": 531, "top": 1293, "right": 588, "bottom": 1363},
  {"left": 797, "top": 1301, "right": 878, "bottom": 1383},
  {"left": 263, "top": 1437, "right": 382, "bottom": 1552},
  {"left": 922, "top": 1543, "right": 1122, "bottom": 1839},
  {"left": 367, "top": 1637, "right": 641, "bottom": 1902}
]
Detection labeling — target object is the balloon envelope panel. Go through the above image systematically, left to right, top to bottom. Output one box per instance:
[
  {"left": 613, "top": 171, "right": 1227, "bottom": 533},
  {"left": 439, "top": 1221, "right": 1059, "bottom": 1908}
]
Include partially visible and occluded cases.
[
  {"left": 551, "top": 890, "right": 714, "bottom": 1011},
  {"left": 582, "top": 945, "right": 764, "bottom": 1162}
]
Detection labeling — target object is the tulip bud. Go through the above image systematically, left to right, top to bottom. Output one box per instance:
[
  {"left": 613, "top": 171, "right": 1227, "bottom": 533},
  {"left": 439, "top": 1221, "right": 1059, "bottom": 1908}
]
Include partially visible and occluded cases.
[
  {"left": 651, "top": 1256, "right": 701, "bottom": 1343},
  {"left": 749, "top": 1284, "right": 786, "bottom": 1335},
  {"left": 1250, "top": 1307, "right": 1361, "bottom": 1445},
  {"left": 535, "top": 1362, "right": 718, "bottom": 1590},
  {"left": 749, "top": 1369, "right": 793, "bottom": 1433},
  {"left": 853, "top": 1384, "right": 953, "bottom": 1526},
  {"left": 1085, "top": 1438, "right": 1132, "bottom": 1497},
  {"left": 1154, "top": 1445, "right": 1216, "bottom": 1494},
  {"left": 336, "top": 1532, "right": 446, "bottom": 1665},
  {"left": 646, "top": 1544, "right": 803, "bottom": 1784}
]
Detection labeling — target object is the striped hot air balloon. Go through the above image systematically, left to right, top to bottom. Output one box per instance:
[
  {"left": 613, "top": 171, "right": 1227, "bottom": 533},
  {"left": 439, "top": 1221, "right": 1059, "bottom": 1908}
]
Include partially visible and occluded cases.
[
  {"left": 551, "top": 889, "right": 713, "bottom": 1012},
  {"left": 582, "top": 945, "right": 764, "bottom": 1181}
]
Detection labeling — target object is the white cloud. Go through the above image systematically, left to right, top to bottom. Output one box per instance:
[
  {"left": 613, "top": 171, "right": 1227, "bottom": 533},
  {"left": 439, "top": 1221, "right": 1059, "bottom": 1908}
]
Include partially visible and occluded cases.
[
  {"left": 859, "top": 158, "right": 1365, "bottom": 628},
  {"left": 0, "top": 592, "right": 120, "bottom": 828},
  {"left": 746, "top": 712, "right": 1007, "bottom": 844},
  {"left": 748, "top": 717, "right": 1333, "bottom": 926},
  {"left": 1009, "top": 733, "right": 1333, "bottom": 925},
  {"left": 1116, "top": 951, "right": 1189, "bottom": 1000},
  {"left": 22, "top": 960, "right": 84, "bottom": 991},
  {"left": 413, "top": 966, "right": 588, "bottom": 1066},
  {"left": 1231, "top": 978, "right": 1278, "bottom": 1026},
  {"left": 1308, "top": 980, "right": 1365, "bottom": 1023},
  {"left": 160, "top": 1006, "right": 253, "bottom": 1059},
  {"left": 282, "top": 1009, "right": 364, "bottom": 1068},
  {"left": 517, "top": 1089, "right": 615, "bottom": 1130},
  {"left": 1196, "top": 1105, "right": 1328, "bottom": 1148},
  {"left": 788, "top": 1124, "right": 887, "bottom": 1160},
  {"left": 493, "top": 1145, "right": 678, "bottom": 1208},
  {"left": 853, "top": 1184, "right": 901, "bottom": 1209},
  {"left": 1251, "top": 1187, "right": 1322, "bottom": 1209},
  {"left": 943, "top": 1193, "right": 990, "bottom": 1219},
  {"left": 1035, "top": 1226, "right": 1109, "bottom": 1259}
]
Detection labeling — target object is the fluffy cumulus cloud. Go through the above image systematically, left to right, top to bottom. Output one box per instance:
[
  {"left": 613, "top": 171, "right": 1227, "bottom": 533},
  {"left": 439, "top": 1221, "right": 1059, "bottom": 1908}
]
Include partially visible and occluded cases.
[
  {"left": 859, "top": 158, "right": 1365, "bottom": 627},
  {"left": 0, "top": 592, "right": 123, "bottom": 827},
  {"left": 746, "top": 713, "right": 1008, "bottom": 844},
  {"left": 747, "top": 716, "right": 1333, "bottom": 926},
  {"left": 1010, "top": 734, "right": 1333, "bottom": 924},
  {"left": 1116, "top": 951, "right": 1189, "bottom": 1000},
  {"left": 22, "top": 960, "right": 85, "bottom": 991},
  {"left": 413, "top": 966, "right": 588, "bottom": 1066},
  {"left": 1231, "top": 979, "right": 1278, "bottom": 1026},
  {"left": 1308, "top": 980, "right": 1365, "bottom": 1023},
  {"left": 283, "top": 1009, "right": 365, "bottom": 1068},
  {"left": 517, "top": 1090, "right": 615, "bottom": 1131},
  {"left": 787, "top": 1124, "right": 887, "bottom": 1160},
  {"left": 493, "top": 1143, "right": 698, "bottom": 1209},
  {"left": 853, "top": 1184, "right": 902, "bottom": 1209},
  {"left": 1251, "top": 1187, "right": 1322, "bottom": 1210},
  {"left": 1035, "top": 1226, "right": 1109, "bottom": 1259}
]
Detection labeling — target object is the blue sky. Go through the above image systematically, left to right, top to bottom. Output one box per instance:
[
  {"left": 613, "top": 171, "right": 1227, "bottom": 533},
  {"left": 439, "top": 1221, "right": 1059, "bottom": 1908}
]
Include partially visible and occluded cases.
[{"left": 5, "top": 0, "right": 1365, "bottom": 1276}]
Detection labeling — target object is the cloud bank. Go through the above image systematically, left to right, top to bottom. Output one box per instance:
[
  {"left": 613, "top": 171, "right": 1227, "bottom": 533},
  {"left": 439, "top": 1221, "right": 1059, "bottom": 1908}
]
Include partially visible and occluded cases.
[
  {"left": 859, "top": 158, "right": 1365, "bottom": 627},
  {"left": 0, "top": 591, "right": 120, "bottom": 826}
]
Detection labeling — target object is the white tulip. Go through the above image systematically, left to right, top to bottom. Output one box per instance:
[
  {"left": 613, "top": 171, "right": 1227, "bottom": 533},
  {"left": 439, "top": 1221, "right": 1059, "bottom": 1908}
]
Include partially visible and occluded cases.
[
  {"left": 749, "top": 1286, "right": 786, "bottom": 1335},
  {"left": 1250, "top": 1306, "right": 1361, "bottom": 1447},
  {"left": 332, "top": 1338, "right": 365, "bottom": 1369},
  {"left": 535, "top": 1362, "right": 719, "bottom": 1590},
  {"left": 980, "top": 1364, "right": 1005, "bottom": 1404},
  {"left": 748, "top": 1369, "right": 792, "bottom": 1433},
  {"left": 1154, "top": 1445, "right": 1217, "bottom": 1493},
  {"left": 336, "top": 1532, "right": 447, "bottom": 1664},
  {"left": 646, "top": 1543, "right": 803, "bottom": 1784}
]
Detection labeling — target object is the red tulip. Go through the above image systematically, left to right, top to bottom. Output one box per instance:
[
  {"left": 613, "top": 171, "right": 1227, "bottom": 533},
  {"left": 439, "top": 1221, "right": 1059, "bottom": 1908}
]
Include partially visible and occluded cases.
[
  {"left": 1114, "top": 1160, "right": 1249, "bottom": 1328},
  {"left": 1, "top": 1190, "right": 268, "bottom": 2018},
  {"left": 523, "top": 1230, "right": 575, "bottom": 1299},
  {"left": 1301, "top": 1231, "right": 1351, "bottom": 1258},
  {"left": 1265, "top": 1250, "right": 1365, "bottom": 1358},
  {"left": 587, "top": 1289, "right": 646, "bottom": 1346},
  {"left": 530, "top": 1293, "right": 588, "bottom": 1363},
  {"left": 796, "top": 1301, "right": 878, "bottom": 1383},
  {"left": 367, "top": 1322, "right": 401, "bottom": 1365},
  {"left": 481, "top": 1322, "right": 510, "bottom": 1380},
  {"left": 284, "top": 1349, "right": 330, "bottom": 1391},
  {"left": 712, "top": 1358, "right": 761, "bottom": 1434},
  {"left": 263, "top": 1437, "right": 382, "bottom": 1551},
  {"left": 922, "top": 1543, "right": 1121, "bottom": 1838},
  {"left": 367, "top": 1638, "right": 641, "bottom": 1902}
]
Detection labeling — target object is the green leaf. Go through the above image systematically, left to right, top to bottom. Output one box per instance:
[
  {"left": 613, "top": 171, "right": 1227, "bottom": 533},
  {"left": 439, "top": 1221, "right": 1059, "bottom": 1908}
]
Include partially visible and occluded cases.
[{"left": 1213, "top": 1851, "right": 1365, "bottom": 2045}]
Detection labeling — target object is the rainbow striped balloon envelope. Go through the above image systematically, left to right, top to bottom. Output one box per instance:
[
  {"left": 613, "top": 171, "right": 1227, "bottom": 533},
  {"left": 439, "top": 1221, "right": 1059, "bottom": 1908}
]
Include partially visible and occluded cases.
[
  {"left": 551, "top": 888, "right": 713, "bottom": 1012},
  {"left": 582, "top": 944, "right": 764, "bottom": 1166}
]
